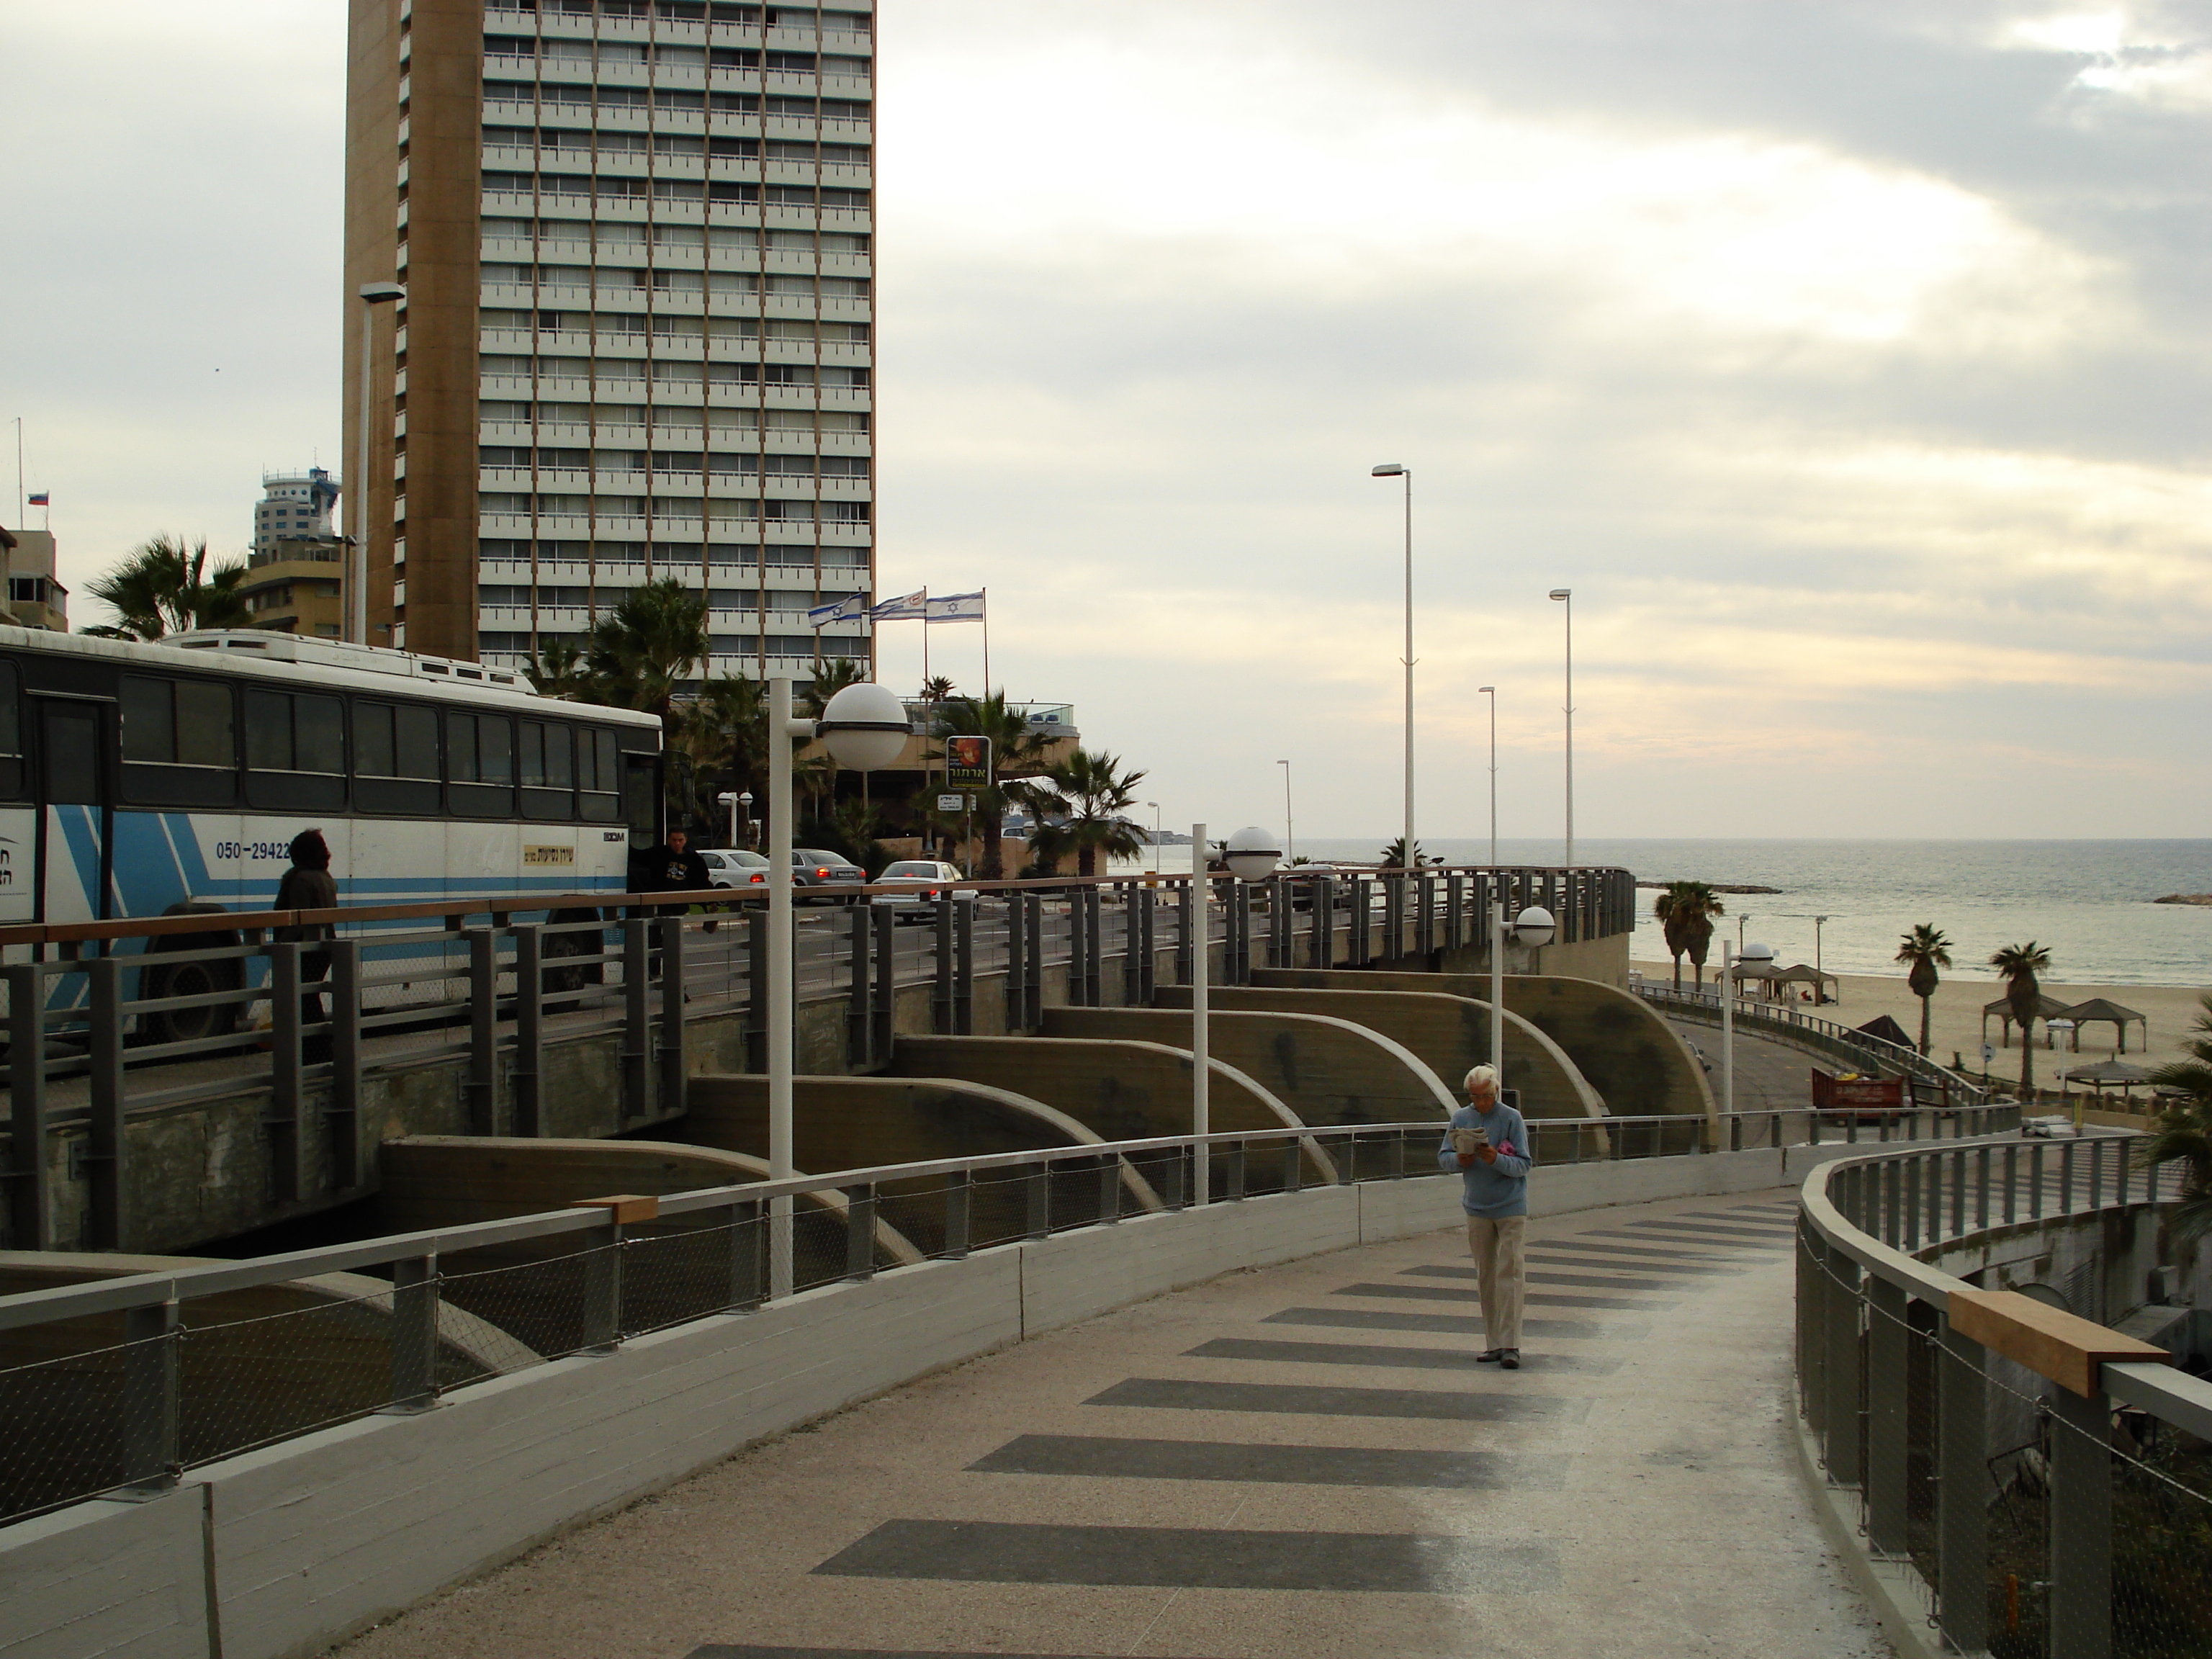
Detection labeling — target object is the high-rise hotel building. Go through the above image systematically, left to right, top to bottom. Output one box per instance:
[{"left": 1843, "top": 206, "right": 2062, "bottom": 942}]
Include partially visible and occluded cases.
[{"left": 343, "top": 0, "right": 875, "bottom": 680}]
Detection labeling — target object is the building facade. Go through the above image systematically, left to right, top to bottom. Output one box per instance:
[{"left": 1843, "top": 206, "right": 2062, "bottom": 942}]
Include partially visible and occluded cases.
[
  {"left": 342, "top": 0, "right": 876, "bottom": 682},
  {"left": 253, "top": 468, "right": 343, "bottom": 558},
  {"left": 0, "top": 529, "right": 69, "bottom": 631},
  {"left": 241, "top": 536, "right": 350, "bottom": 637}
]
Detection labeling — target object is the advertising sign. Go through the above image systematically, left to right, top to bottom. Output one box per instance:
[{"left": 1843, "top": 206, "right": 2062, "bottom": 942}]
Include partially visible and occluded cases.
[{"left": 945, "top": 735, "right": 992, "bottom": 789}]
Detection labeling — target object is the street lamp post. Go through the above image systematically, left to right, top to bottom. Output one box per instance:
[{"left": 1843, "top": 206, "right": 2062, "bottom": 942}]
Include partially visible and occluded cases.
[
  {"left": 351, "top": 281, "right": 407, "bottom": 647},
  {"left": 1371, "top": 464, "right": 1413, "bottom": 871},
  {"left": 1548, "top": 589, "right": 1572, "bottom": 868},
  {"left": 766, "top": 678, "right": 906, "bottom": 1295},
  {"left": 1477, "top": 685, "right": 1497, "bottom": 867},
  {"left": 1277, "top": 761, "right": 1295, "bottom": 866},
  {"left": 738, "top": 790, "right": 753, "bottom": 848},
  {"left": 1146, "top": 801, "right": 1160, "bottom": 874},
  {"left": 1189, "top": 825, "right": 1281, "bottom": 1207},
  {"left": 1489, "top": 901, "right": 1555, "bottom": 1096},
  {"left": 1813, "top": 914, "right": 1830, "bottom": 998},
  {"left": 1721, "top": 941, "right": 1735, "bottom": 1119}
]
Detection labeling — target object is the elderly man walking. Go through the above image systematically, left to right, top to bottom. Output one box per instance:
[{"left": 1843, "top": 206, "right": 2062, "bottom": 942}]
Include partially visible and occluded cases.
[{"left": 1439, "top": 1064, "right": 1533, "bottom": 1369}]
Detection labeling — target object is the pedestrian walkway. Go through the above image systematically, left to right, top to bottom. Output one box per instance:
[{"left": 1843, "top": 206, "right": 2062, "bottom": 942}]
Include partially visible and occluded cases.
[{"left": 338, "top": 1191, "right": 1889, "bottom": 1659}]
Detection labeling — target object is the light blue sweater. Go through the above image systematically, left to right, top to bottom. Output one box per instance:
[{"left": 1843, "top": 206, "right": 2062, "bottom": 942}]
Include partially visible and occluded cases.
[{"left": 1437, "top": 1100, "right": 1534, "bottom": 1218}]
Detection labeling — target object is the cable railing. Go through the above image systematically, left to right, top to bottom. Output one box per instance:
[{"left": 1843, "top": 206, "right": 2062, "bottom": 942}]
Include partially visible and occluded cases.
[{"left": 1797, "top": 1139, "right": 2212, "bottom": 1658}]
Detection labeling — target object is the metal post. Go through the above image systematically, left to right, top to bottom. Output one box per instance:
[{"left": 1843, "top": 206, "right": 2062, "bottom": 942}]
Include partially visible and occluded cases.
[
  {"left": 767, "top": 675, "right": 802, "bottom": 1301},
  {"left": 1191, "top": 824, "right": 1209, "bottom": 1207},
  {"left": 1445, "top": 871, "right": 1464, "bottom": 951},
  {"left": 1269, "top": 875, "right": 1288, "bottom": 970},
  {"left": 1352, "top": 875, "right": 1370, "bottom": 966},
  {"left": 1312, "top": 876, "right": 1333, "bottom": 969},
  {"left": 1174, "top": 877, "right": 1194, "bottom": 986},
  {"left": 1137, "top": 882, "right": 1156, "bottom": 1003},
  {"left": 1123, "top": 883, "right": 1144, "bottom": 1003},
  {"left": 1084, "top": 884, "right": 1104, "bottom": 999},
  {"left": 1004, "top": 889, "right": 1027, "bottom": 1032},
  {"left": 1023, "top": 889, "right": 1043, "bottom": 1028},
  {"left": 953, "top": 894, "right": 974, "bottom": 1034},
  {"left": 933, "top": 896, "right": 955, "bottom": 1032},
  {"left": 1489, "top": 897, "right": 1506, "bottom": 1081},
  {"left": 872, "top": 901, "right": 896, "bottom": 1056},
  {"left": 845, "top": 902, "right": 869, "bottom": 1066},
  {"left": 746, "top": 905, "right": 769, "bottom": 1071},
  {"left": 656, "top": 917, "right": 688, "bottom": 1115},
  {"left": 622, "top": 921, "right": 651, "bottom": 1120},
  {"left": 466, "top": 927, "right": 498, "bottom": 1135},
  {"left": 508, "top": 927, "right": 541, "bottom": 1137},
  {"left": 325, "top": 939, "right": 364, "bottom": 1179},
  {"left": 1720, "top": 940, "right": 1735, "bottom": 1121},
  {"left": 263, "top": 956, "right": 302, "bottom": 1212},
  {"left": 7, "top": 963, "right": 50, "bottom": 1249},
  {"left": 1226, "top": 1138, "right": 1246, "bottom": 1201},
  {"left": 2031, "top": 1141, "right": 2045, "bottom": 1219},
  {"left": 2003, "top": 1142, "right": 2018, "bottom": 1224},
  {"left": 1976, "top": 1144, "right": 1990, "bottom": 1230},
  {"left": 1098, "top": 1154, "right": 1121, "bottom": 1223},
  {"left": 1025, "top": 1161, "right": 1050, "bottom": 1239},
  {"left": 943, "top": 1169, "right": 971, "bottom": 1259},
  {"left": 844, "top": 1183, "right": 876, "bottom": 1280},
  {"left": 727, "top": 1201, "right": 763, "bottom": 1310},
  {"left": 580, "top": 1216, "right": 623, "bottom": 1354},
  {"left": 1822, "top": 1243, "right": 1863, "bottom": 1486},
  {"left": 389, "top": 1254, "right": 439, "bottom": 1411},
  {"left": 1866, "top": 1275, "right": 1910, "bottom": 1555},
  {"left": 121, "top": 1300, "right": 180, "bottom": 1492},
  {"left": 1936, "top": 1316, "right": 1989, "bottom": 1654},
  {"left": 2049, "top": 1382, "right": 2113, "bottom": 1659}
]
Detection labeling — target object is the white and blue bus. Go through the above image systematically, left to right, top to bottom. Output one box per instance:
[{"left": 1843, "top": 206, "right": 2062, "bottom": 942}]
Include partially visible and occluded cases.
[{"left": 0, "top": 626, "right": 665, "bottom": 1036}]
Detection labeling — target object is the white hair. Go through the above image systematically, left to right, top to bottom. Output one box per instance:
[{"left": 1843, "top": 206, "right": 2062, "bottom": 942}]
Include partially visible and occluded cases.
[{"left": 1463, "top": 1064, "right": 1499, "bottom": 1097}]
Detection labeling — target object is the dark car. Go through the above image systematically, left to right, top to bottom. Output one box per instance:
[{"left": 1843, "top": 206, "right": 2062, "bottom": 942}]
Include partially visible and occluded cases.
[{"left": 789, "top": 848, "right": 867, "bottom": 904}]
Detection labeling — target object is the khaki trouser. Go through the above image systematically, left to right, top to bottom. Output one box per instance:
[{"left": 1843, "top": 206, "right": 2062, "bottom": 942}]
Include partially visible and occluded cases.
[{"left": 1465, "top": 1215, "right": 1527, "bottom": 1351}]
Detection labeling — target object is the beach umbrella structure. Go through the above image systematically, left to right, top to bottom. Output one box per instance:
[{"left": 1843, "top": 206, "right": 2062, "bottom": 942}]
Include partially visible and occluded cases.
[
  {"left": 1774, "top": 963, "right": 1840, "bottom": 1005},
  {"left": 1982, "top": 993, "right": 2073, "bottom": 1048},
  {"left": 2056, "top": 997, "right": 2148, "bottom": 1054},
  {"left": 1855, "top": 1013, "right": 1914, "bottom": 1048},
  {"left": 2060, "top": 1058, "right": 2156, "bottom": 1099}
]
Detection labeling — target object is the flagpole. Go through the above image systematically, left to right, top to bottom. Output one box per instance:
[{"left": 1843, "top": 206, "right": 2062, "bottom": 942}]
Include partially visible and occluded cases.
[
  {"left": 14, "top": 418, "right": 22, "bottom": 531},
  {"left": 981, "top": 588, "right": 990, "bottom": 697}
]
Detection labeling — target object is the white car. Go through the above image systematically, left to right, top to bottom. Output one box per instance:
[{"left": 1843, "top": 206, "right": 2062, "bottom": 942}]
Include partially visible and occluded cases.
[
  {"left": 698, "top": 848, "right": 770, "bottom": 889},
  {"left": 869, "top": 859, "right": 976, "bottom": 920},
  {"left": 2021, "top": 1114, "right": 2080, "bottom": 1139}
]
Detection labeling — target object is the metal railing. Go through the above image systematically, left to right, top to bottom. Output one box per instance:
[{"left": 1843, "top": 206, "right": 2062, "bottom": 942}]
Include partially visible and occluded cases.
[
  {"left": 0, "top": 865, "right": 1637, "bottom": 1251},
  {"left": 1637, "top": 981, "right": 1996, "bottom": 1108},
  {"left": 0, "top": 1099, "right": 2018, "bottom": 1531},
  {"left": 1797, "top": 1140, "right": 2212, "bottom": 1658}
]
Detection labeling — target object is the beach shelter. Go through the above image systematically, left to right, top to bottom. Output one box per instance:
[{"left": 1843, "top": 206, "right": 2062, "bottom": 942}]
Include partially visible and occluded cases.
[
  {"left": 1774, "top": 963, "right": 1840, "bottom": 1005},
  {"left": 1982, "top": 994, "right": 2074, "bottom": 1048},
  {"left": 2057, "top": 997, "right": 2149, "bottom": 1054},
  {"left": 1855, "top": 1014, "right": 1913, "bottom": 1048},
  {"left": 2060, "top": 1058, "right": 2156, "bottom": 1099}
]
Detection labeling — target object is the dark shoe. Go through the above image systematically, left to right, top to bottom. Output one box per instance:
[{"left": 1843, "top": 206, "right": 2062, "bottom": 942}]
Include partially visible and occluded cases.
[
  {"left": 1476, "top": 1348, "right": 1505, "bottom": 1363},
  {"left": 1501, "top": 1350, "right": 1521, "bottom": 1370}
]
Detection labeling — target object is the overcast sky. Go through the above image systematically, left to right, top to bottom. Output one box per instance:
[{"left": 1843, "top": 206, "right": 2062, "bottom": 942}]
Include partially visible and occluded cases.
[{"left": 3, "top": 2, "right": 2207, "bottom": 844}]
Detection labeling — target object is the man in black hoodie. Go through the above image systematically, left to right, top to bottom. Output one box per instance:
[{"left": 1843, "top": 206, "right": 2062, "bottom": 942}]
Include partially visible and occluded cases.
[{"left": 274, "top": 830, "right": 337, "bottom": 1061}]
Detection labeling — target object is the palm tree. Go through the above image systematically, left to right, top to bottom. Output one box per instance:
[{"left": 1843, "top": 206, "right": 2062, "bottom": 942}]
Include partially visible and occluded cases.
[
  {"left": 82, "top": 534, "right": 250, "bottom": 639},
  {"left": 582, "top": 579, "right": 707, "bottom": 721},
  {"left": 524, "top": 637, "right": 589, "bottom": 699},
  {"left": 804, "top": 656, "right": 867, "bottom": 718},
  {"left": 668, "top": 673, "right": 765, "bottom": 839},
  {"left": 920, "top": 674, "right": 956, "bottom": 703},
  {"left": 935, "top": 691, "right": 1056, "bottom": 879},
  {"left": 1020, "top": 748, "right": 1148, "bottom": 876},
  {"left": 1377, "top": 837, "right": 1426, "bottom": 870},
  {"left": 1653, "top": 881, "right": 1725, "bottom": 989},
  {"left": 1894, "top": 924, "right": 1954, "bottom": 1057},
  {"left": 1989, "top": 941, "right": 2054, "bottom": 1098},
  {"left": 2141, "top": 994, "right": 2212, "bottom": 1244}
]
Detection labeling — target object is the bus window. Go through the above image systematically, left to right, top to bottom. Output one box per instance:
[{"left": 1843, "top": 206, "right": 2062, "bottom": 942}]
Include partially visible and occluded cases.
[
  {"left": 0, "top": 662, "right": 20, "bottom": 798},
  {"left": 119, "top": 675, "right": 237, "bottom": 807},
  {"left": 243, "top": 690, "right": 346, "bottom": 812},
  {"left": 354, "top": 701, "right": 441, "bottom": 815},
  {"left": 449, "top": 712, "right": 516, "bottom": 819},
  {"left": 519, "top": 720, "right": 575, "bottom": 821},
  {"left": 578, "top": 728, "right": 621, "bottom": 822},
  {"left": 622, "top": 751, "right": 660, "bottom": 850}
]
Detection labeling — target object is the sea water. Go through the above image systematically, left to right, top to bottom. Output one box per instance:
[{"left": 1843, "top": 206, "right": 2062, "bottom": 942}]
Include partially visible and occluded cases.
[{"left": 1250, "top": 839, "right": 2212, "bottom": 988}]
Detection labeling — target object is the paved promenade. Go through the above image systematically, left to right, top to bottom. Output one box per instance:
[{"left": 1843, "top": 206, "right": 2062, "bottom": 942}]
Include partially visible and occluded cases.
[{"left": 341, "top": 1191, "right": 1889, "bottom": 1659}]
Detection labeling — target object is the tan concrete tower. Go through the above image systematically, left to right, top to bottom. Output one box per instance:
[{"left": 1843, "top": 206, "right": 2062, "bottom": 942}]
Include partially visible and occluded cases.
[{"left": 343, "top": 0, "right": 876, "bottom": 676}]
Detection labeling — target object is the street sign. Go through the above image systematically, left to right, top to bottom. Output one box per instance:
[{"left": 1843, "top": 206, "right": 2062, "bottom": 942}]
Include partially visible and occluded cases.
[
  {"left": 945, "top": 735, "right": 991, "bottom": 789},
  {"left": 936, "top": 793, "right": 967, "bottom": 812},
  {"left": 1980, "top": 1043, "right": 1995, "bottom": 1067}
]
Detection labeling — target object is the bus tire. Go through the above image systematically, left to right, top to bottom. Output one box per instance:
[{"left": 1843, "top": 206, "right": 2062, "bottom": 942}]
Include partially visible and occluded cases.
[
  {"left": 542, "top": 909, "right": 605, "bottom": 1007},
  {"left": 143, "top": 955, "right": 244, "bottom": 1047}
]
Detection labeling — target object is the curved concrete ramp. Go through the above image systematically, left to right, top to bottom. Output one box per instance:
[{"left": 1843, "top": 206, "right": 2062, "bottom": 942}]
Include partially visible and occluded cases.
[
  {"left": 1235, "top": 974, "right": 1607, "bottom": 1125},
  {"left": 1500, "top": 974, "right": 1719, "bottom": 1126},
  {"left": 1042, "top": 1006, "right": 1457, "bottom": 1125},
  {"left": 886, "top": 1036, "right": 1336, "bottom": 1186},
  {"left": 683, "top": 1074, "right": 1165, "bottom": 1214}
]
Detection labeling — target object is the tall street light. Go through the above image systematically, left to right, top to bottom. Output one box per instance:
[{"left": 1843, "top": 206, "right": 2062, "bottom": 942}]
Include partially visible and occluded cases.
[
  {"left": 351, "top": 282, "right": 407, "bottom": 646},
  {"left": 1372, "top": 464, "right": 1413, "bottom": 870},
  {"left": 1548, "top": 588, "right": 1573, "bottom": 868},
  {"left": 767, "top": 677, "right": 906, "bottom": 1294},
  {"left": 1477, "top": 685, "right": 1497, "bottom": 868},
  {"left": 1277, "top": 760, "right": 1295, "bottom": 866},
  {"left": 1192, "top": 824, "right": 1280, "bottom": 1206},
  {"left": 1490, "top": 900, "right": 1555, "bottom": 1101},
  {"left": 1814, "top": 914, "right": 1830, "bottom": 1004}
]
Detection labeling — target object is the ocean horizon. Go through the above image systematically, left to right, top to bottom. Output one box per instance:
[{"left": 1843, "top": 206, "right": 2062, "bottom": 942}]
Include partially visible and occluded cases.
[{"left": 1119, "top": 837, "right": 2211, "bottom": 989}]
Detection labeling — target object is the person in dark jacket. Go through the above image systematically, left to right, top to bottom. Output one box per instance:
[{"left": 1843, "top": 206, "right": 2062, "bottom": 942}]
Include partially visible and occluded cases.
[
  {"left": 644, "top": 827, "right": 721, "bottom": 932},
  {"left": 274, "top": 830, "right": 337, "bottom": 1061}
]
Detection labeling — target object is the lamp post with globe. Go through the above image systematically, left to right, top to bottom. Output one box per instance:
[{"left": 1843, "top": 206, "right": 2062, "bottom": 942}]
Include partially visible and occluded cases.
[
  {"left": 765, "top": 678, "right": 907, "bottom": 1293},
  {"left": 1189, "top": 824, "right": 1281, "bottom": 1205},
  {"left": 1489, "top": 900, "right": 1555, "bottom": 1094}
]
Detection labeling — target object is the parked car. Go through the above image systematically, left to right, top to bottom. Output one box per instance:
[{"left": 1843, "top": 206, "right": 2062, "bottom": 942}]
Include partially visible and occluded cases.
[
  {"left": 791, "top": 848, "right": 867, "bottom": 904},
  {"left": 698, "top": 849, "right": 768, "bottom": 889},
  {"left": 869, "top": 859, "right": 977, "bottom": 921},
  {"left": 2021, "top": 1114, "right": 2080, "bottom": 1139}
]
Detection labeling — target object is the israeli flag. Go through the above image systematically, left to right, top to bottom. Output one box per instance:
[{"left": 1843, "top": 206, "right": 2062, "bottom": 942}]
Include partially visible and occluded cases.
[
  {"left": 871, "top": 589, "right": 927, "bottom": 620},
  {"left": 925, "top": 590, "right": 986, "bottom": 622},
  {"left": 808, "top": 593, "right": 868, "bottom": 628}
]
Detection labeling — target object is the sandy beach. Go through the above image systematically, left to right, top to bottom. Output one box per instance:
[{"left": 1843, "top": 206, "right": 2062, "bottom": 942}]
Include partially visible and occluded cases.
[{"left": 1632, "top": 959, "right": 2210, "bottom": 1079}]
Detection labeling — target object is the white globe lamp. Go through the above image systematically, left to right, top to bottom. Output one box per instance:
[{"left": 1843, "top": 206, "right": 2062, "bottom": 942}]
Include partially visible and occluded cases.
[
  {"left": 814, "top": 681, "right": 909, "bottom": 772},
  {"left": 1223, "top": 826, "right": 1283, "bottom": 882}
]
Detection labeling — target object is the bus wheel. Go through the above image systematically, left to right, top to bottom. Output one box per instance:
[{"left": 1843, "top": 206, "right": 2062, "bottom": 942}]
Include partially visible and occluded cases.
[
  {"left": 541, "top": 928, "right": 601, "bottom": 1006},
  {"left": 143, "top": 958, "right": 244, "bottom": 1048}
]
